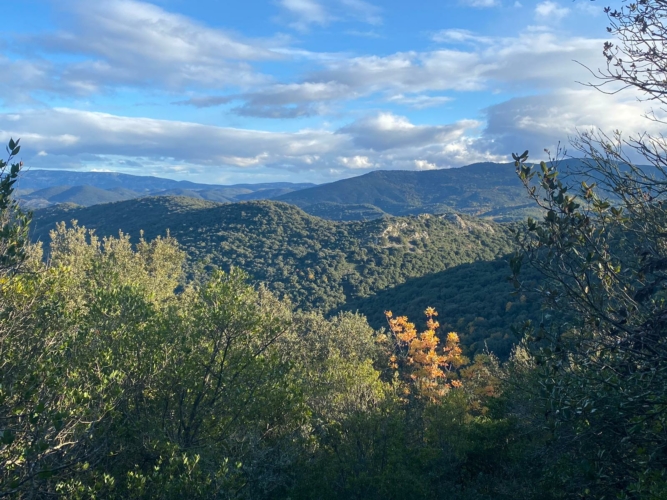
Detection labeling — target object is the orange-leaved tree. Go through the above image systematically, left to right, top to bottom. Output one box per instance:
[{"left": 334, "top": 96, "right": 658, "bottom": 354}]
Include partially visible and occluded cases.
[{"left": 385, "top": 307, "right": 467, "bottom": 402}]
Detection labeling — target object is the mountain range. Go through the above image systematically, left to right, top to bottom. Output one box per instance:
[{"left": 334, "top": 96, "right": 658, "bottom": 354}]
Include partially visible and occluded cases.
[
  {"left": 20, "top": 159, "right": 602, "bottom": 220},
  {"left": 22, "top": 159, "right": 582, "bottom": 358},
  {"left": 19, "top": 160, "right": 545, "bottom": 220},
  {"left": 277, "top": 162, "right": 536, "bottom": 221},
  {"left": 16, "top": 169, "right": 316, "bottom": 209}
]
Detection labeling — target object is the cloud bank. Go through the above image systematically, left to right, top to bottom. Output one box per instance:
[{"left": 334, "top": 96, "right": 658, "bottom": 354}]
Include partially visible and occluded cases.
[
  {"left": 1, "top": 0, "right": 646, "bottom": 183},
  {"left": 1, "top": 87, "right": 655, "bottom": 183}
]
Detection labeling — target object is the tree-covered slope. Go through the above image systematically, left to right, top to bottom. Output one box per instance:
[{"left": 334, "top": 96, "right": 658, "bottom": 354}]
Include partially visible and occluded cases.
[
  {"left": 278, "top": 159, "right": 608, "bottom": 221},
  {"left": 19, "top": 160, "right": 599, "bottom": 218},
  {"left": 278, "top": 162, "right": 536, "bottom": 221},
  {"left": 22, "top": 185, "right": 140, "bottom": 208},
  {"left": 49, "top": 185, "right": 138, "bottom": 206},
  {"left": 31, "top": 197, "right": 517, "bottom": 315},
  {"left": 340, "top": 257, "right": 543, "bottom": 359}
]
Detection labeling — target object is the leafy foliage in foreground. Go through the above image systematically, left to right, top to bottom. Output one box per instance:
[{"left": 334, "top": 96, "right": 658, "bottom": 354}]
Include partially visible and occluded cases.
[
  {"left": 13, "top": 128, "right": 667, "bottom": 498},
  {"left": 0, "top": 138, "right": 30, "bottom": 273},
  {"left": 0, "top": 139, "right": 544, "bottom": 498},
  {"left": 508, "top": 147, "right": 667, "bottom": 499},
  {"left": 1, "top": 203, "right": 534, "bottom": 499},
  {"left": 0, "top": 221, "right": 387, "bottom": 498}
]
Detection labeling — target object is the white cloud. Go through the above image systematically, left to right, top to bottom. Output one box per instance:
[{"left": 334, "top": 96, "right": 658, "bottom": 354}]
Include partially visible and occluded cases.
[
  {"left": 23, "top": 0, "right": 281, "bottom": 94},
  {"left": 278, "top": 0, "right": 381, "bottom": 30},
  {"left": 280, "top": 0, "right": 330, "bottom": 29},
  {"left": 459, "top": 0, "right": 499, "bottom": 7},
  {"left": 535, "top": 1, "right": 570, "bottom": 22},
  {"left": 0, "top": 2, "right": 650, "bottom": 185},
  {"left": 9, "top": 2, "right": 603, "bottom": 120},
  {"left": 19, "top": 25, "right": 599, "bottom": 118},
  {"left": 431, "top": 29, "right": 492, "bottom": 44},
  {"left": 312, "top": 31, "right": 600, "bottom": 97},
  {"left": 314, "top": 51, "right": 486, "bottom": 94},
  {"left": 0, "top": 56, "right": 63, "bottom": 105},
  {"left": 175, "top": 81, "right": 354, "bottom": 117},
  {"left": 231, "top": 81, "right": 354, "bottom": 117},
  {"left": 4, "top": 88, "right": 654, "bottom": 184},
  {"left": 480, "top": 90, "right": 659, "bottom": 158},
  {"left": 387, "top": 94, "right": 452, "bottom": 109},
  {"left": 173, "top": 95, "right": 235, "bottom": 108},
  {"left": 0, "top": 108, "right": 490, "bottom": 181},
  {"left": 0, "top": 108, "right": 345, "bottom": 166},
  {"left": 339, "top": 112, "right": 479, "bottom": 151},
  {"left": 219, "top": 153, "right": 270, "bottom": 167},
  {"left": 339, "top": 155, "right": 374, "bottom": 168},
  {"left": 414, "top": 159, "right": 439, "bottom": 170}
]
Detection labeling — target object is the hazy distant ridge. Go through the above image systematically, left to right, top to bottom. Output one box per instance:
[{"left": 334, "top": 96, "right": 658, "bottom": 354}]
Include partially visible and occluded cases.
[
  {"left": 18, "top": 160, "right": 595, "bottom": 220},
  {"left": 16, "top": 169, "right": 316, "bottom": 208}
]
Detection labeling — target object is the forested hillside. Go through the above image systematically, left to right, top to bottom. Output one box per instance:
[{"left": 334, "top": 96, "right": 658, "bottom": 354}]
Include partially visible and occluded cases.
[
  {"left": 277, "top": 158, "right": 626, "bottom": 221},
  {"left": 278, "top": 162, "right": 538, "bottom": 221},
  {"left": 31, "top": 197, "right": 523, "bottom": 355},
  {"left": 341, "top": 257, "right": 543, "bottom": 359}
]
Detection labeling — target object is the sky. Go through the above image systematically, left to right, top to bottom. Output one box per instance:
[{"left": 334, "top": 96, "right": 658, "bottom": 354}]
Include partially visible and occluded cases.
[{"left": 0, "top": 0, "right": 652, "bottom": 185}]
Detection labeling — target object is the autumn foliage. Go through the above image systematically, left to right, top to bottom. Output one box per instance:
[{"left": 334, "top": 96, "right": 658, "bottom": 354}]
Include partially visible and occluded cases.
[{"left": 385, "top": 307, "right": 467, "bottom": 402}]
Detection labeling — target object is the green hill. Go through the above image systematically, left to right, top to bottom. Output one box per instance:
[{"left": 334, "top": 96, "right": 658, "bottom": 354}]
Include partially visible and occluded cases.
[
  {"left": 278, "top": 158, "right": 651, "bottom": 221},
  {"left": 18, "top": 159, "right": 630, "bottom": 218},
  {"left": 277, "top": 159, "right": 616, "bottom": 221},
  {"left": 278, "top": 162, "right": 536, "bottom": 221},
  {"left": 18, "top": 169, "right": 317, "bottom": 193},
  {"left": 22, "top": 185, "right": 142, "bottom": 208},
  {"left": 29, "top": 185, "right": 74, "bottom": 199},
  {"left": 52, "top": 185, "right": 137, "bottom": 206},
  {"left": 108, "top": 187, "right": 141, "bottom": 198},
  {"left": 235, "top": 187, "right": 305, "bottom": 201},
  {"left": 153, "top": 188, "right": 205, "bottom": 199},
  {"left": 195, "top": 189, "right": 235, "bottom": 203},
  {"left": 31, "top": 197, "right": 524, "bottom": 355},
  {"left": 300, "top": 202, "right": 388, "bottom": 221}
]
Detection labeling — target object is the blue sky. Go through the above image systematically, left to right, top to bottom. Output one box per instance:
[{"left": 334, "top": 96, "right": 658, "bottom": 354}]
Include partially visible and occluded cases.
[{"left": 0, "top": 0, "right": 648, "bottom": 184}]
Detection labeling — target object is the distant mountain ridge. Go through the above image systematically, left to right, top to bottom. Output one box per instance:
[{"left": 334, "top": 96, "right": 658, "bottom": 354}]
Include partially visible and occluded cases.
[
  {"left": 276, "top": 158, "right": 620, "bottom": 221},
  {"left": 17, "top": 159, "right": 599, "bottom": 219},
  {"left": 277, "top": 162, "right": 533, "bottom": 221},
  {"left": 16, "top": 169, "right": 316, "bottom": 208},
  {"left": 17, "top": 169, "right": 316, "bottom": 192}
]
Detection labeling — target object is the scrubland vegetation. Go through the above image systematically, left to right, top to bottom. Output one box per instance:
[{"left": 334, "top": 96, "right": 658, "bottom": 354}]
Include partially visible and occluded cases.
[
  {"left": 4, "top": 3, "right": 667, "bottom": 498},
  {"left": 4, "top": 136, "right": 667, "bottom": 499},
  {"left": 0, "top": 154, "right": 525, "bottom": 498},
  {"left": 30, "top": 198, "right": 525, "bottom": 358}
]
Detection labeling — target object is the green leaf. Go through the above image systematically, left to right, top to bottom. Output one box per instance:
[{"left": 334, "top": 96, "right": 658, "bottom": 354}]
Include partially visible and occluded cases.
[{"left": 1, "top": 429, "right": 14, "bottom": 445}]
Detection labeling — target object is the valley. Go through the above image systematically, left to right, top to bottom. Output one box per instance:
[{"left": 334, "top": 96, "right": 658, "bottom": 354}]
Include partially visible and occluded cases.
[{"left": 31, "top": 196, "right": 535, "bottom": 357}]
